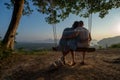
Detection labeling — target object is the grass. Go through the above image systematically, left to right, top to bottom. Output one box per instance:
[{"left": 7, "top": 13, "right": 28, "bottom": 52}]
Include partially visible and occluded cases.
[
  {"left": 0, "top": 48, "right": 13, "bottom": 60},
  {"left": 16, "top": 48, "right": 52, "bottom": 55}
]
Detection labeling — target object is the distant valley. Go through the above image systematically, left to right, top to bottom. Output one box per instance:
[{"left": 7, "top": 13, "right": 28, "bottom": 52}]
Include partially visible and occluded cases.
[{"left": 15, "top": 36, "right": 120, "bottom": 50}]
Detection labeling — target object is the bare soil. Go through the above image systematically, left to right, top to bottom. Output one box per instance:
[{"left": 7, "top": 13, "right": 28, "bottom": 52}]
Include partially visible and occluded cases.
[{"left": 0, "top": 49, "right": 120, "bottom": 80}]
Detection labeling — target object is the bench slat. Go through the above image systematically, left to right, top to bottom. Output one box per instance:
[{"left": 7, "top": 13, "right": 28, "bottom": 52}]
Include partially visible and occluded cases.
[
  {"left": 52, "top": 47, "right": 96, "bottom": 52},
  {"left": 75, "top": 48, "right": 96, "bottom": 52}
]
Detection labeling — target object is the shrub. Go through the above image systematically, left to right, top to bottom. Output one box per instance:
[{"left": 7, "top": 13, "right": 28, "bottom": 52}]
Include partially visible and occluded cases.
[
  {"left": 109, "top": 43, "right": 120, "bottom": 48},
  {"left": 0, "top": 49, "right": 12, "bottom": 60}
]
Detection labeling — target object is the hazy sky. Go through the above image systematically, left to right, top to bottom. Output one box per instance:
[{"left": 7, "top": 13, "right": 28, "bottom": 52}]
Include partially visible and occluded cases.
[{"left": 0, "top": 1, "right": 120, "bottom": 42}]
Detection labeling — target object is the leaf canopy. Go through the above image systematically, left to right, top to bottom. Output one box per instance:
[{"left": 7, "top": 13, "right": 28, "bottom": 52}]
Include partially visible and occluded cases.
[{"left": 5, "top": 0, "right": 120, "bottom": 24}]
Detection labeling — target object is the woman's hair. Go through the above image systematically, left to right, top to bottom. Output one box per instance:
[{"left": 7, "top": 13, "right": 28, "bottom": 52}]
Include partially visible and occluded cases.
[{"left": 72, "top": 21, "right": 79, "bottom": 29}]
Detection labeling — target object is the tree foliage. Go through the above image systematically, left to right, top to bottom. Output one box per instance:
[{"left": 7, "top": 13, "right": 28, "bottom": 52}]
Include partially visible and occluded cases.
[
  {"left": 4, "top": 0, "right": 120, "bottom": 23},
  {"left": 4, "top": 0, "right": 33, "bottom": 16}
]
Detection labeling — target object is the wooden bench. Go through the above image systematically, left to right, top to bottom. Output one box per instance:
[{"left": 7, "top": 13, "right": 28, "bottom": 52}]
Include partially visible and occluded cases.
[
  {"left": 52, "top": 47, "right": 96, "bottom": 52},
  {"left": 75, "top": 47, "right": 96, "bottom": 52}
]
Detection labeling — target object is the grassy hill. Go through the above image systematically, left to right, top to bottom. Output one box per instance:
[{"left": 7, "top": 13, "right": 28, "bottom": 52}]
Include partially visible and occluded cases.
[
  {"left": 98, "top": 36, "right": 120, "bottom": 48},
  {"left": 110, "top": 43, "right": 120, "bottom": 48}
]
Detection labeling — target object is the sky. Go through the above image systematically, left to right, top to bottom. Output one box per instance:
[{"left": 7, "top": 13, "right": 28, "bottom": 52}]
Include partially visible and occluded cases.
[{"left": 0, "top": 1, "right": 120, "bottom": 43}]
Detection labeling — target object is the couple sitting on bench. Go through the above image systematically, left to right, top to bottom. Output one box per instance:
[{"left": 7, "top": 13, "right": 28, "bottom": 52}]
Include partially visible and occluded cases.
[
  {"left": 53, "top": 20, "right": 92, "bottom": 66},
  {"left": 57, "top": 20, "right": 92, "bottom": 66}
]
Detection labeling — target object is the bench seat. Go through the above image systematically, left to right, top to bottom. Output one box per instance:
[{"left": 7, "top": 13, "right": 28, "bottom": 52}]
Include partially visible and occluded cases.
[{"left": 52, "top": 47, "right": 96, "bottom": 52}]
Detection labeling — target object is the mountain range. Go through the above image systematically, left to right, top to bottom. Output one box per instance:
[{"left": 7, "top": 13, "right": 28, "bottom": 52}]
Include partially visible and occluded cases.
[{"left": 98, "top": 36, "right": 120, "bottom": 48}]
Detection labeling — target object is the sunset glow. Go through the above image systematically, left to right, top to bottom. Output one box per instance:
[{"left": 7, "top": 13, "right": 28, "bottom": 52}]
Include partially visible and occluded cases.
[{"left": 116, "top": 22, "right": 120, "bottom": 33}]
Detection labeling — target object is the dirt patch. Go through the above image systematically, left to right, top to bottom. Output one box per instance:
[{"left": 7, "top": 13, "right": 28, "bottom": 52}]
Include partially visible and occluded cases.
[{"left": 0, "top": 49, "right": 120, "bottom": 80}]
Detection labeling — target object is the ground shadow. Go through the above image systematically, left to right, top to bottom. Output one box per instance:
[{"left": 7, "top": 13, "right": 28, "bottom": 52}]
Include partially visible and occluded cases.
[{"left": 5, "top": 64, "right": 88, "bottom": 80}]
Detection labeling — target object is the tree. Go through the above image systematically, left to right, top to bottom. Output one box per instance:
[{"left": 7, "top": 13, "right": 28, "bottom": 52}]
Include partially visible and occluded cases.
[
  {"left": 2, "top": 0, "right": 120, "bottom": 50},
  {"left": 2, "top": 0, "right": 32, "bottom": 50},
  {"left": 33, "top": 0, "right": 120, "bottom": 23}
]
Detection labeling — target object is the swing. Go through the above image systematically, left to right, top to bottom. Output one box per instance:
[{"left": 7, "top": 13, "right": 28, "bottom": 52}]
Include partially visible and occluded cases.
[
  {"left": 50, "top": 0, "right": 95, "bottom": 52},
  {"left": 50, "top": 0, "right": 58, "bottom": 47},
  {"left": 48, "top": 2, "right": 96, "bottom": 71},
  {"left": 52, "top": 14, "right": 95, "bottom": 52},
  {"left": 75, "top": 14, "right": 95, "bottom": 52}
]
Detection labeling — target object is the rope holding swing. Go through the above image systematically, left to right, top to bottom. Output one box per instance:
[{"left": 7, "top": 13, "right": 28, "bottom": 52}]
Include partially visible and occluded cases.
[
  {"left": 50, "top": 0, "right": 58, "bottom": 47},
  {"left": 51, "top": 0, "right": 69, "bottom": 47},
  {"left": 88, "top": 13, "right": 92, "bottom": 33},
  {"left": 88, "top": 13, "right": 97, "bottom": 61},
  {"left": 52, "top": 24, "right": 57, "bottom": 47}
]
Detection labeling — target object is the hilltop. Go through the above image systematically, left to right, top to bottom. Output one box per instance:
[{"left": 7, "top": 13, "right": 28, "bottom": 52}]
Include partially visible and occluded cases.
[
  {"left": 98, "top": 36, "right": 120, "bottom": 48},
  {"left": 0, "top": 49, "right": 120, "bottom": 80}
]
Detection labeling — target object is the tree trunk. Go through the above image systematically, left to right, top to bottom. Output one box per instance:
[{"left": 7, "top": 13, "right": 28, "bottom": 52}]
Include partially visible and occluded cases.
[{"left": 2, "top": 0, "right": 24, "bottom": 50}]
